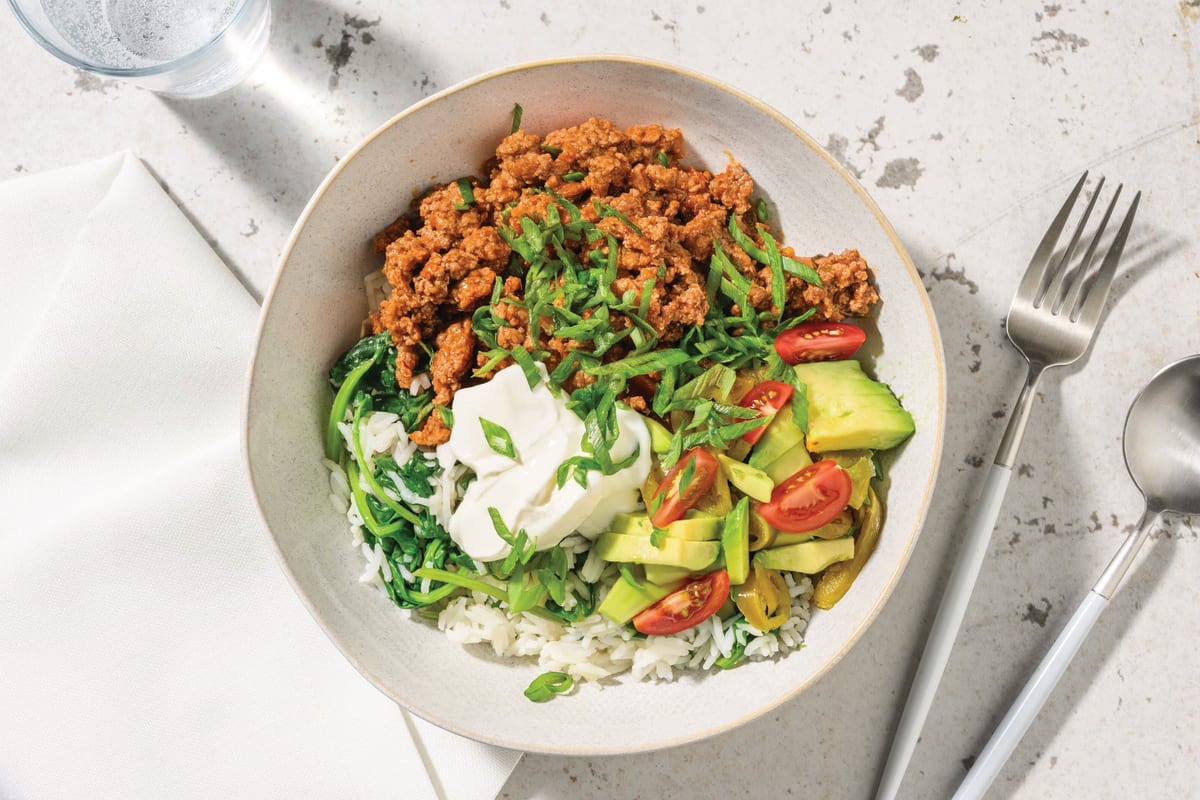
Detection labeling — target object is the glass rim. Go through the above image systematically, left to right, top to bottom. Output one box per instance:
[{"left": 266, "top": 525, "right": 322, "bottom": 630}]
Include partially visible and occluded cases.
[{"left": 5, "top": 0, "right": 261, "bottom": 78}]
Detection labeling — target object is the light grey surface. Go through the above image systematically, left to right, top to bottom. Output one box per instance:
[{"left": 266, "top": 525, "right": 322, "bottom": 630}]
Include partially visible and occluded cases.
[{"left": 3, "top": 1, "right": 1198, "bottom": 798}]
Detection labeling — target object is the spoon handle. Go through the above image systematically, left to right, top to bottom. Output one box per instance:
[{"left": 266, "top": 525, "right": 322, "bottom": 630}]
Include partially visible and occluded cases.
[
  {"left": 953, "top": 507, "right": 1162, "bottom": 799},
  {"left": 952, "top": 590, "right": 1107, "bottom": 800}
]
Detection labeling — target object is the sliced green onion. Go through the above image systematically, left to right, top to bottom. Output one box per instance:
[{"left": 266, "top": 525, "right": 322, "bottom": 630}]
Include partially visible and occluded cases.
[
  {"left": 511, "top": 102, "right": 523, "bottom": 133},
  {"left": 540, "top": 143, "right": 563, "bottom": 157},
  {"left": 656, "top": 151, "right": 669, "bottom": 167},
  {"left": 562, "top": 171, "right": 586, "bottom": 182},
  {"left": 453, "top": 177, "right": 475, "bottom": 211},
  {"left": 755, "top": 197, "right": 768, "bottom": 222},
  {"left": 593, "top": 200, "right": 643, "bottom": 236},
  {"left": 728, "top": 212, "right": 768, "bottom": 263},
  {"left": 760, "top": 226, "right": 787, "bottom": 313},
  {"left": 782, "top": 255, "right": 823, "bottom": 286},
  {"left": 508, "top": 345, "right": 541, "bottom": 388},
  {"left": 584, "top": 348, "right": 690, "bottom": 379},
  {"left": 436, "top": 404, "right": 454, "bottom": 429},
  {"left": 479, "top": 417, "right": 517, "bottom": 459},
  {"left": 524, "top": 671, "right": 573, "bottom": 702}
]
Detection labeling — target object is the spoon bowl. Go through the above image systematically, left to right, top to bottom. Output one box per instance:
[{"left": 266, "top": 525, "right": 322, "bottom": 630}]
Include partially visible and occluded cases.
[{"left": 1123, "top": 354, "right": 1200, "bottom": 515}]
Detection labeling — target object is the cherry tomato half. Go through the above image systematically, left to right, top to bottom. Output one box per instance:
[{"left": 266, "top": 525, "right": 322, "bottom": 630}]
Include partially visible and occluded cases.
[
  {"left": 774, "top": 321, "right": 867, "bottom": 364},
  {"left": 738, "top": 380, "right": 795, "bottom": 445},
  {"left": 649, "top": 448, "right": 720, "bottom": 527},
  {"left": 758, "top": 459, "right": 852, "bottom": 533},
  {"left": 633, "top": 570, "right": 731, "bottom": 635}
]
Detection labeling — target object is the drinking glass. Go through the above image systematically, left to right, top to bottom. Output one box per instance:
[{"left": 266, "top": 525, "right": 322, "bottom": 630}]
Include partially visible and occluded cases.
[{"left": 7, "top": 0, "right": 271, "bottom": 97}]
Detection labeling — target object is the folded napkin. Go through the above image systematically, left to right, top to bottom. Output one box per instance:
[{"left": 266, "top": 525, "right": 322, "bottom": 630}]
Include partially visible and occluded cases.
[{"left": 0, "top": 153, "right": 521, "bottom": 799}]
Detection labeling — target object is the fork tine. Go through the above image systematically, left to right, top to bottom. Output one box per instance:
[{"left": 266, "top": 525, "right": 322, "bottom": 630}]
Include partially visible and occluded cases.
[
  {"left": 1015, "top": 172, "right": 1089, "bottom": 304},
  {"left": 1041, "top": 176, "right": 1105, "bottom": 310},
  {"left": 1059, "top": 184, "right": 1122, "bottom": 317},
  {"left": 1073, "top": 190, "right": 1141, "bottom": 327}
]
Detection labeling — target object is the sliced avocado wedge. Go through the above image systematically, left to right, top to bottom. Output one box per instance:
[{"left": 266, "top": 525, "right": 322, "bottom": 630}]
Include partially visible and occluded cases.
[
  {"left": 793, "top": 361, "right": 915, "bottom": 451},
  {"left": 748, "top": 405, "right": 804, "bottom": 469},
  {"left": 644, "top": 417, "right": 674, "bottom": 454},
  {"left": 761, "top": 441, "right": 813, "bottom": 485},
  {"left": 717, "top": 454, "right": 774, "bottom": 502},
  {"left": 721, "top": 497, "right": 751, "bottom": 584},
  {"left": 608, "top": 512, "right": 721, "bottom": 541},
  {"left": 610, "top": 512, "right": 653, "bottom": 537},
  {"left": 666, "top": 516, "right": 721, "bottom": 541},
  {"left": 594, "top": 533, "right": 720, "bottom": 571},
  {"left": 754, "top": 537, "right": 854, "bottom": 574},
  {"left": 643, "top": 563, "right": 693, "bottom": 585},
  {"left": 597, "top": 568, "right": 684, "bottom": 624}
]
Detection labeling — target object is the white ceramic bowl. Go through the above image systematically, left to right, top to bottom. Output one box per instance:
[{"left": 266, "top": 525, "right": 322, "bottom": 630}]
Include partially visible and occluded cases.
[{"left": 245, "top": 56, "right": 945, "bottom": 755}]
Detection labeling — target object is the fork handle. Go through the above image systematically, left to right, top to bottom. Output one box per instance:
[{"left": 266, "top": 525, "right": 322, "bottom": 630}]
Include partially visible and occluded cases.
[
  {"left": 875, "top": 367, "right": 1044, "bottom": 799},
  {"left": 874, "top": 462, "right": 1013, "bottom": 800}
]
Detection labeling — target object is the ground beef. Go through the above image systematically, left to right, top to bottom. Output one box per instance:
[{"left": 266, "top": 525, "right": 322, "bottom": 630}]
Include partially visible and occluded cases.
[{"left": 370, "top": 117, "right": 879, "bottom": 444}]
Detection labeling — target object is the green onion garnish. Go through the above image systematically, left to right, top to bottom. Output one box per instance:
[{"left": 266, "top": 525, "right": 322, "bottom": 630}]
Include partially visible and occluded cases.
[
  {"left": 511, "top": 103, "right": 523, "bottom": 133},
  {"left": 541, "top": 144, "right": 563, "bottom": 157},
  {"left": 656, "top": 151, "right": 669, "bottom": 167},
  {"left": 562, "top": 171, "right": 586, "bottom": 182},
  {"left": 453, "top": 177, "right": 475, "bottom": 211},
  {"left": 755, "top": 197, "right": 768, "bottom": 222},
  {"left": 782, "top": 255, "right": 823, "bottom": 286},
  {"left": 583, "top": 348, "right": 690, "bottom": 379},
  {"left": 480, "top": 417, "right": 517, "bottom": 459},
  {"left": 524, "top": 671, "right": 573, "bottom": 702}
]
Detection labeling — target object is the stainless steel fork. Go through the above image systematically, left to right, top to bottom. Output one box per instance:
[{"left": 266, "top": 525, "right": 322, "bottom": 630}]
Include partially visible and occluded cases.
[{"left": 874, "top": 173, "right": 1141, "bottom": 800}]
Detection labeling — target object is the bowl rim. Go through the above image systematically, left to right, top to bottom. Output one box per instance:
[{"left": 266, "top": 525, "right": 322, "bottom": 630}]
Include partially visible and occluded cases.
[{"left": 243, "top": 53, "right": 946, "bottom": 755}]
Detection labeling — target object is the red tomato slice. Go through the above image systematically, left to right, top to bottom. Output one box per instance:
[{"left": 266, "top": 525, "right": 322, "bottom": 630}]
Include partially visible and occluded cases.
[
  {"left": 774, "top": 321, "right": 867, "bottom": 364},
  {"left": 738, "top": 380, "right": 795, "bottom": 445},
  {"left": 649, "top": 448, "right": 720, "bottom": 527},
  {"left": 759, "top": 459, "right": 852, "bottom": 533},
  {"left": 633, "top": 570, "right": 731, "bottom": 635}
]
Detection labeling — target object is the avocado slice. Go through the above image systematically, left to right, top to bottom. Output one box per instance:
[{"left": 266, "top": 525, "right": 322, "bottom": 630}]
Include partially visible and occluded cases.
[
  {"left": 793, "top": 361, "right": 915, "bottom": 452},
  {"left": 747, "top": 405, "right": 804, "bottom": 469},
  {"left": 644, "top": 417, "right": 674, "bottom": 454},
  {"left": 761, "top": 441, "right": 814, "bottom": 485},
  {"left": 717, "top": 454, "right": 774, "bottom": 502},
  {"left": 721, "top": 497, "right": 751, "bottom": 584},
  {"left": 608, "top": 512, "right": 720, "bottom": 541},
  {"left": 610, "top": 512, "right": 653, "bottom": 537},
  {"left": 667, "top": 516, "right": 721, "bottom": 541},
  {"left": 594, "top": 533, "right": 720, "bottom": 570},
  {"left": 754, "top": 537, "right": 854, "bottom": 574},
  {"left": 643, "top": 563, "right": 693, "bottom": 585},
  {"left": 597, "top": 568, "right": 684, "bottom": 624}
]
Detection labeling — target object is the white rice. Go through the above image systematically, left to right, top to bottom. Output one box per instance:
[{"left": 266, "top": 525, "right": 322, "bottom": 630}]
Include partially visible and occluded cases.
[{"left": 323, "top": 410, "right": 815, "bottom": 683}]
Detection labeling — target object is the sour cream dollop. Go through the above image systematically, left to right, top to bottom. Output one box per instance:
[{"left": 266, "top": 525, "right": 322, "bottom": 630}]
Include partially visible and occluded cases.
[{"left": 445, "top": 364, "right": 651, "bottom": 562}]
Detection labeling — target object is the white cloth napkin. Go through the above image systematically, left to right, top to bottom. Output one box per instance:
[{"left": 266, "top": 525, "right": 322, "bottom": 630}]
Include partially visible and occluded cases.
[{"left": 0, "top": 153, "right": 521, "bottom": 800}]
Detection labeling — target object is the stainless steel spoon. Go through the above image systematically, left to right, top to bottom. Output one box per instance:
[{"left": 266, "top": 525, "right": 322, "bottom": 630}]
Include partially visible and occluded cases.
[{"left": 954, "top": 354, "right": 1200, "bottom": 798}]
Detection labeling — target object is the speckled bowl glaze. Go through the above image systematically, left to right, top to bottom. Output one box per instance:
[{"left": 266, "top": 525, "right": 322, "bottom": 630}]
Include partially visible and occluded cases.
[{"left": 244, "top": 56, "right": 945, "bottom": 755}]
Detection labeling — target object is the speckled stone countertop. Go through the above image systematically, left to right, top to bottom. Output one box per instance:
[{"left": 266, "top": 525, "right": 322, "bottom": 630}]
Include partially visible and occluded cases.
[{"left": 5, "top": 2, "right": 1198, "bottom": 797}]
